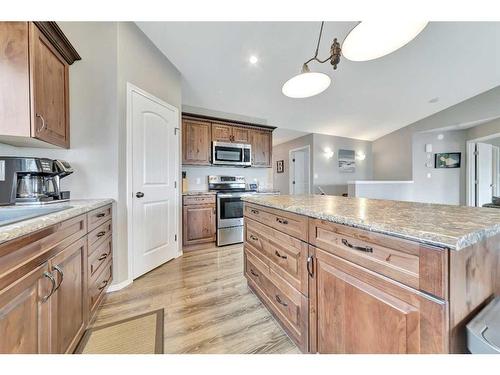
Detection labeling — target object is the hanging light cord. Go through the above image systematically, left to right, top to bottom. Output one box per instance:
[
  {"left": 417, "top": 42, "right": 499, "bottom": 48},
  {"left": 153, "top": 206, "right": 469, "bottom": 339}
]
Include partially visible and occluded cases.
[{"left": 303, "top": 22, "right": 342, "bottom": 69}]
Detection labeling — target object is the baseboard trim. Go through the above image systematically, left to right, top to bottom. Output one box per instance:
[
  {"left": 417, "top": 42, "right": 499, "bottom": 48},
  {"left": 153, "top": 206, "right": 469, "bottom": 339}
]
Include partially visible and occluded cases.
[{"left": 107, "top": 279, "right": 133, "bottom": 293}]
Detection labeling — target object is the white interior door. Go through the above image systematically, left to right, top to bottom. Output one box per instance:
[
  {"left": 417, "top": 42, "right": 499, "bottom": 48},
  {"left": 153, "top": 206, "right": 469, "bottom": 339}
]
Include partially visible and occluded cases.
[
  {"left": 130, "top": 87, "right": 179, "bottom": 279},
  {"left": 476, "top": 142, "right": 493, "bottom": 206},
  {"left": 493, "top": 146, "right": 500, "bottom": 197},
  {"left": 290, "top": 148, "right": 310, "bottom": 195}
]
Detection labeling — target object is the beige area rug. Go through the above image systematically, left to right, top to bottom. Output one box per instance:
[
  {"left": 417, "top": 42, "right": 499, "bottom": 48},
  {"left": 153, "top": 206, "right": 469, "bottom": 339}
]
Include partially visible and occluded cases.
[{"left": 75, "top": 309, "right": 164, "bottom": 354}]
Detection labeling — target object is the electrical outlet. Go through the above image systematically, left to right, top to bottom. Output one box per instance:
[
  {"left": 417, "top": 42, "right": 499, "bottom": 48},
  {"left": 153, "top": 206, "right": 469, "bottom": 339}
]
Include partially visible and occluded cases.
[{"left": 196, "top": 178, "right": 201, "bottom": 185}]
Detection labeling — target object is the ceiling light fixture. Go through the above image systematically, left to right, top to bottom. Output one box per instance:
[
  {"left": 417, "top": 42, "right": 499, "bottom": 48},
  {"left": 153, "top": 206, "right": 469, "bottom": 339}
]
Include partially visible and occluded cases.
[
  {"left": 282, "top": 21, "right": 428, "bottom": 98},
  {"left": 249, "top": 55, "right": 259, "bottom": 65}
]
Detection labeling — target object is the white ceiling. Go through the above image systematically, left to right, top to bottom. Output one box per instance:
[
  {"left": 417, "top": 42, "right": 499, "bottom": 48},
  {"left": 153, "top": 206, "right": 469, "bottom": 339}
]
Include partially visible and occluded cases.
[{"left": 137, "top": 22, "right": 500, "bottom": 141}]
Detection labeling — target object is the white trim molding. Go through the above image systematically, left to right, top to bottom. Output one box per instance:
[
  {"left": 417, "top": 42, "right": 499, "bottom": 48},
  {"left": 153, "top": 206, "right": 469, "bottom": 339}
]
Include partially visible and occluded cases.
[{"left": 106, "top": 279, "right": 133, "bottom": 293}]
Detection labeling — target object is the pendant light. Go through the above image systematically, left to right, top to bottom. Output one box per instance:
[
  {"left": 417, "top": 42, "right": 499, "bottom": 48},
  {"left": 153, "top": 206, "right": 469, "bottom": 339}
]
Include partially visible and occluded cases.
[
  {"left": 282, "top": 21, "right": 428, "bottom": 98},
  {"left": 342, "top": 21, "right": 428, "bottom": 61}
]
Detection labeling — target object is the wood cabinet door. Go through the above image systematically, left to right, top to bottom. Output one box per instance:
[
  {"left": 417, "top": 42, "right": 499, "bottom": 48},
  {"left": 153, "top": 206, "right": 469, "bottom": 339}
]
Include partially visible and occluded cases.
[
  {"left": 0, "top": 22, "right": 31, "bottom": 137},
  {"left": 30, "top": 23, "right": 70, "bottom": 148},
  {"left": 182, "top": 119, "right": 211, "bottom": 165},
  {"left": 211, "top": 123, "right": 232, "bottom": 142},
  {"left": 232, "top": 126, "right": 249, "bottom": 143},
  {"left": 250, "top": 129, "right": 272, "bottom": 167},
  {"left": 183, "top": 204, "right": 216, "bottom": 245},
  {"left": 48, "top": 238, "right": 87, "bottom": 354},
  {"left": 313, "top": 247, "right": 435, "bottom": 354},
  {"left": 0, "top": 263, "right": 52, "bottom": 354}
]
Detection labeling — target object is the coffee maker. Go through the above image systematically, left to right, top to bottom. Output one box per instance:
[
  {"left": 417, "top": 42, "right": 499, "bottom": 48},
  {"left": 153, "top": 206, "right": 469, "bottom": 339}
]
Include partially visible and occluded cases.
[{"left": 0, "top": 157, "right": 74, "bottom": 206}]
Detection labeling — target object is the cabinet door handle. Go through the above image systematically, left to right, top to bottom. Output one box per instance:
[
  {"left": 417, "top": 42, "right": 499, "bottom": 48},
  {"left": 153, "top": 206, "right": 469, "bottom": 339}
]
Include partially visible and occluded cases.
[
  {"left": 36, "top": 113, "right": 46, "bottom": 132},
  {"left": 250, "top": 209, "right": 259, "bottom": 215},
  {"left": 96, "top": 213, "right": 106, "bottom": 218},
  {"left": 276, "top": 217, "right": 288, "bottom": 225},
  {"left": 97, "top": 231, "right": 106, "bottom": 238},
  {"left": 249, "top": 234, "right": 259, "bottom": 241},
  {"left": 341, "top": 238, "right": 373, "bottom": 253},
  {"left": 274, "top": 250, "right": 287, "bottom": 259},
  {"left": 98, "top": 253, "right": 108, "bottom": 261},
  {"left": 307, "top": 255, "right": 314, "bottom": 277},
  {"left": 53, "top": 265, "right": 64, "bottom": 292},
  {"left": 250, "top": 269, "right": 259, "bottom": 277},
  {"left": 41, "top": 272, "right": 56, "bottom": 302},
  {"left": 98, "top": 279, "right": 108, "bottom": 291},
  {"left": 275, "top": 295, "right": 288, "bottom": 307}
]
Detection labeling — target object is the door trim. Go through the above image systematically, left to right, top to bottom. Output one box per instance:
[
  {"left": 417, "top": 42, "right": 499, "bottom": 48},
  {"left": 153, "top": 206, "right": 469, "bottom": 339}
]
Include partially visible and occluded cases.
[
  {"left": 126, "top": 83, "right": 181, "bottom": 283},
  {"left": 289, "top": 145, "right": 311, "bottom": 195}
]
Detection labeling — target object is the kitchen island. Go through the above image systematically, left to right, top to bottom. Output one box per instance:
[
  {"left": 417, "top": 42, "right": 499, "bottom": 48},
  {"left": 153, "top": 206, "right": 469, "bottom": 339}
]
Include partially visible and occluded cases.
[{"left": 241, "top": 195, "right": 500, "bottom": 354}]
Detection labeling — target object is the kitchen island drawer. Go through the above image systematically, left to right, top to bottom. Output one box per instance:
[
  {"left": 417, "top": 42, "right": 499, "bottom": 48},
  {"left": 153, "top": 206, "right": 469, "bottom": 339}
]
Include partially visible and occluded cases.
[
  {"left": 183, "top": 194, "right": 216, "bottom": 205},
  {"left": 244, "top": 203, "right": 308, "bottom": 241},
  {"left": 87, "top": 204, "right": 112, "bottom": 231},
  {"left": 246, "top": 218, "right": 309, "bottom": 295},
  {"left": 309, "top": 219, "right": 448, "bottom": 299},
  {"left": 88, "top": 220, "right": 112, "bottom": 248},
  {"left": 88, "top": 236, "right": 112, "bottom": 281},
  {"left": 88, "top": 260, "right": 112, "bottom": 315}
]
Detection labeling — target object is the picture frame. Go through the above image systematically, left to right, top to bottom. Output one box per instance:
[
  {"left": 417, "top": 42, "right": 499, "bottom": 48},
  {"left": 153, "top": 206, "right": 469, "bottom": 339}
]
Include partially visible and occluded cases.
[
  {"left": 338, "top": 149, "right": 356, "bottom": 173},
  {"left": 435, "top": 152, "right": 461, "bottom": 168},
  {"left": 276, "top": 160, "right": 284, "bottom": 173}
]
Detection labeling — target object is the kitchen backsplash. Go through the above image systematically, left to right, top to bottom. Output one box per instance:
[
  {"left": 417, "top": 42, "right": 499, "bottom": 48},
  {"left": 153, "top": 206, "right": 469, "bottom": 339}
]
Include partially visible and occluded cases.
[{"left": 182, "top": 166, "right": 273, "bottom": 191}]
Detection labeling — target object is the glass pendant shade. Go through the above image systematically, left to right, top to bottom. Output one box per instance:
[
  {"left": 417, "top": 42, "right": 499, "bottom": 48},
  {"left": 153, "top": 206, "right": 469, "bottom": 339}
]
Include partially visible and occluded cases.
[
  {"left": 342, "top": 21, "right": 428, "bottom": 61},
  {"left": 282, "top": 65, "right": 331, "bottom": 98}
]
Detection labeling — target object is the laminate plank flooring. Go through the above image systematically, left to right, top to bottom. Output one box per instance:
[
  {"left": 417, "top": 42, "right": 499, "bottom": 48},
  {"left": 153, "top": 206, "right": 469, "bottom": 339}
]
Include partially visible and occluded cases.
[{"left": 92, "top": 244, "right": 300, "bottom": 354}]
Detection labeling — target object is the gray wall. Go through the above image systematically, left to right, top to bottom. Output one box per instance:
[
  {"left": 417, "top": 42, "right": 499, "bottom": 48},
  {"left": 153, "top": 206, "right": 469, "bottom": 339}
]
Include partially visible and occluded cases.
[
  {"left": 373, "top": 86, "right": 500, "bottom": 180},
  {"left": 466, "top": 117, "right": 500, "bottom": 141},
  {"left": 411, "top": 130, "right": 467, "bottom": 205},
  {"left": 312, "top": 133, "right": 373, "bottom": 196},
  {"left": 272, "top": 134, "right": 313, "bottom": 194}
]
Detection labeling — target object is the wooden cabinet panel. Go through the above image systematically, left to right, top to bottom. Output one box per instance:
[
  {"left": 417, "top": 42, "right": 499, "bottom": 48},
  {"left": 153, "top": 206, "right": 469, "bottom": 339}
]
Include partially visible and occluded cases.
[
  {"left": 0, "top": 22, "right": 31, "bottom": 137},
  {"left": 30, "top": 23, "right": 70, "bottom": 148},
  {"left": 182, "top": 119, "right": 211, "bottom": 165},
  {"left": 211, "top": 123, "right": 232, "bottom": 142},
  {"left": 232, "top": 126, "right": 249, "bottom": 143},
  {"left": 249, "top": 129, "right": 272, "bottom": 167},
  {"left": 183, "top": 194, "right": 216, "bottom": 206},
  {"left": 87, "top": 204, "right": 112, "bottom": 232},
  {"left": 183, "top": 204, "right": 216, "bottom": 245},
  {"left": 88, "top": 220, "right": 112, "bottom": 248},
  {"left": 88, "top": 236, "right": 112, "bottom": 282},
  {"left": 49, "top": 238, "right": 87, "bottom": 354},
  {"left": 312, "top": 247, "right": 447, "bottom": 354},
  {"left": 88, "top": 260, "right": 112, "bottom": 315},
  {"left": 0, "top": 263, "right": 51, "bottom": 354}
]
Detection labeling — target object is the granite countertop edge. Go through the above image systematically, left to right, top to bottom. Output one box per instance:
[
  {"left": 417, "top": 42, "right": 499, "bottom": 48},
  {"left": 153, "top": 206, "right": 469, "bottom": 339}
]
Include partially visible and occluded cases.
[
  {"left": 241, "top": 196, "right": 500, "bottom": 251},
  {"left": 0, "top": 199, "right": 114, "bottom": 245}
]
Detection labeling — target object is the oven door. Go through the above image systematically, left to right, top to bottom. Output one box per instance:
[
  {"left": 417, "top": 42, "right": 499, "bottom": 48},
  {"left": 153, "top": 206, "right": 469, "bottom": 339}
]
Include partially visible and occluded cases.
[
  {"left": 212, "top": 142, "right": 251, "bottom": 166},
  {"left": 217, "top": 193, "right": 253, "bottom": 228}
]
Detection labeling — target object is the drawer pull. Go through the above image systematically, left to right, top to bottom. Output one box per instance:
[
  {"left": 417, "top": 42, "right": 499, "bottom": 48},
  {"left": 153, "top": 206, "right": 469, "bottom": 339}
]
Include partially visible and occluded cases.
[
  {"left": 250, "top": 209, "right": 259, "bottom": 215},
  {"left": 96, "top": 213, "right": 106, "bottom": 218},
  {"left": 276, "top": 217, "right": 288, "bottom": 225},
  {"left": 96, "top": 231, "right": 106, "bottom": 238},
  {"left": 249, "top": 234, "right": 259, "bottom": 241},
  {"left": 341, "top": 238, "right": 373, "bottom": 253},
  {"left": 274, "top": 250, "right": 287, "bottom": 259},
  {"left": 98, "top": 253, "right": 108, "bottom": 261},
  {"left": 307, "top": 255, "right": 314, "bottom": 277},
  {"left": 53, "top": 265, "right": 64, "bottom": 292},
  {"left": 250, "top": 269, "right": 259, "bottom": 277},
  {"left": 41, "top": 272, "right": 56, "bottom": 302},
  {"left": 98, "top": 279, "right": 108, "bottom": 291},
  {"left": 275, "top": 295, "right": 288, "bottom": 307}
]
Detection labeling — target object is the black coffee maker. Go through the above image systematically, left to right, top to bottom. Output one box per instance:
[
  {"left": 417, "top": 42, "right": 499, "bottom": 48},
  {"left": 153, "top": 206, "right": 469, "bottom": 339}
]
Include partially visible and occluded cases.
[{"left": 0, "top": 157, "right": 73, "bottom": 206}]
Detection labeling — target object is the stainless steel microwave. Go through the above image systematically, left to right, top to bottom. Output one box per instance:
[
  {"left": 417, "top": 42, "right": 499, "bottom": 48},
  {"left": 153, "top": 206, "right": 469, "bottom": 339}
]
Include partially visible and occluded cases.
[{"left": 212, "top": 142, "right": 251, "bottom": 167}]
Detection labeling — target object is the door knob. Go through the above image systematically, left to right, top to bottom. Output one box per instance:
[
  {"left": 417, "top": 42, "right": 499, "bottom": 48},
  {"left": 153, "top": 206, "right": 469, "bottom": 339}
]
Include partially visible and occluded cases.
[{"left": 136, "top": 192, "right": 144, "bottom": 198}]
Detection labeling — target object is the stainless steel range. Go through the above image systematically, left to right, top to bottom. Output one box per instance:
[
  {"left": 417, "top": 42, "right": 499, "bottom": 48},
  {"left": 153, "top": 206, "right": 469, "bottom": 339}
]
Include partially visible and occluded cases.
[{"left": 209, "top": 175, "right": 254, "bottom": 246}]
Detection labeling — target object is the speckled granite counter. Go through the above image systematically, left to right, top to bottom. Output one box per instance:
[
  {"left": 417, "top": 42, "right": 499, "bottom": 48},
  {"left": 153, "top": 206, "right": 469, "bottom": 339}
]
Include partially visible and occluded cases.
[
  {"left": 182, "top": 191, "right": 216, "bottom": 196},
  {"left": 242, "top": 195, "right": 500, "bottom": 250},
  {"left": 0, "top": 199, "right": 113, "bottom": 245}
]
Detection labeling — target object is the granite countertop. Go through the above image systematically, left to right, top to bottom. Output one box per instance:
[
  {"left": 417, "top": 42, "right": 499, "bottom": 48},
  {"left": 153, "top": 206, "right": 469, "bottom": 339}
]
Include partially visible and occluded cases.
[
  {"left": 182, "top": 191, "right": 217, "bottom": 196},
  {"left": 242, "top": 195, "right": 500, "bottom": 250},
  {"left": 0, "top": 199, "right": 114, "bottom": 245}
]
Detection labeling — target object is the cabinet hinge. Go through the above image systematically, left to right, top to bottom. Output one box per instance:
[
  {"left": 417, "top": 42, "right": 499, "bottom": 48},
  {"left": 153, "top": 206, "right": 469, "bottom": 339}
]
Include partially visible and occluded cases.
[
  {"left": 174, "top": 127, "right": 180, "bottom": 135},
  {"left": 474, "top": 151, "right": 479, "bottom": 156},
  {"left": 292, "top": 158, "right": 295, "bottom": 162},
  {"left": 174, "top": 181, "right": 177, "bottom": 188},
  {"left": 174, "top": 234, "right": 177, "bottom": 241}
]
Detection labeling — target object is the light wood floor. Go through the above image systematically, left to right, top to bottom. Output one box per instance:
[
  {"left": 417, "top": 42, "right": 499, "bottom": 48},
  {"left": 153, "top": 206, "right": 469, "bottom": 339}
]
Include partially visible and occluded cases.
[{"left": 92, "top": 244, "right": 300, "bottom": 354}]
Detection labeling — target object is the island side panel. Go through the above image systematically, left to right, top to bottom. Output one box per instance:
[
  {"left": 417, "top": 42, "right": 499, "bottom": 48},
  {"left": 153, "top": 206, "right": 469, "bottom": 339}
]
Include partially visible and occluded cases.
[{"left": 449, "top": 232, "right": 500, "bottom": 353}]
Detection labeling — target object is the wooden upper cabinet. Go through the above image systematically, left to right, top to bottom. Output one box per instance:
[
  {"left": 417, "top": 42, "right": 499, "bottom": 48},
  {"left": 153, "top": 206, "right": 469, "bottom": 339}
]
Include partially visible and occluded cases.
[
  {"left": 0, "top": 22, "right": 80, "bottom": 149},
  {"left": 31, "top": 23, "right": 70, "bottom": 148},
  {"left": 182, "top": 118, "right": 212, "bottom": 165},
  {"left": 211, "top": 123, "right": 232, "bottom": 142},
  {"left": 232, "top": 126, "right": 249, "bottom": 143},
  {"left": 250, "top": 129, "right": 272, "bottom": 167},
  {"left": 48, "top": 238, "right": 87, "bottom": 354},
  {"left": 313, "top": 247, "right": 447, "bottom": 354},
  {"left": 0, "top": 263, "right": 51, "bottom": 354}
]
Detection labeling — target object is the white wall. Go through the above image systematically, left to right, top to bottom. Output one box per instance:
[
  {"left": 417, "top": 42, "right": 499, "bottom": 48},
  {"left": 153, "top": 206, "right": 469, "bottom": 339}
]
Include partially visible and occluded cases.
[{"left": 411, "top": 130, "right": 467, "bottom": 205}]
